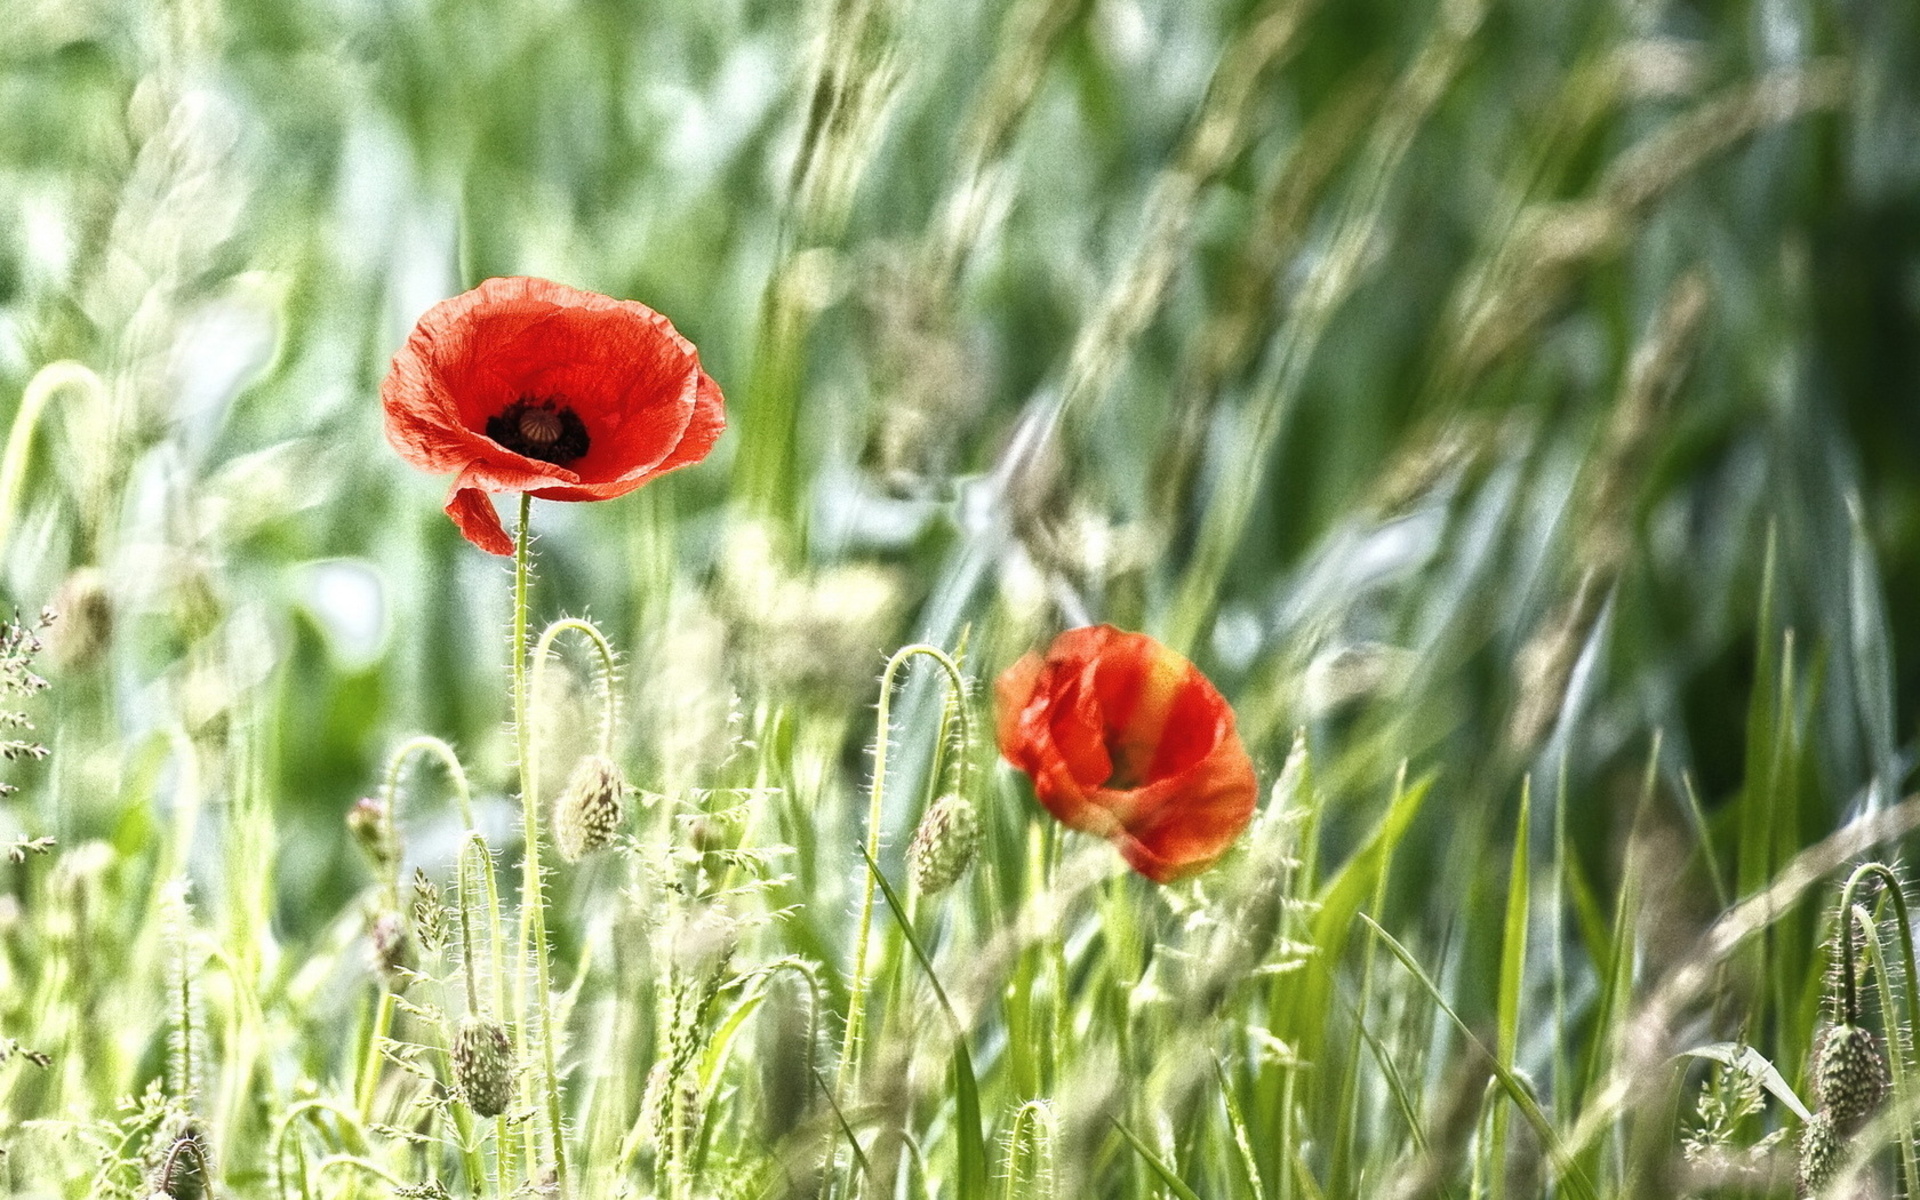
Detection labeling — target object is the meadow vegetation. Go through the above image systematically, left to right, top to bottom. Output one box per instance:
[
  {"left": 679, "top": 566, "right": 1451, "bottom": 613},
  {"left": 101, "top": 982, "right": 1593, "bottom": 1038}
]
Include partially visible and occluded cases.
[{"left": 2, "top": 0, "right": 1919, "bottom": 1196}]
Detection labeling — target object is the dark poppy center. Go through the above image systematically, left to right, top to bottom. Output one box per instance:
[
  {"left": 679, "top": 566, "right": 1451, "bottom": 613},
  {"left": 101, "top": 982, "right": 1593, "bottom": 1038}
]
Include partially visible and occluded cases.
[{"left": 487, "top": 399, "right": 590, "bottom": 466}]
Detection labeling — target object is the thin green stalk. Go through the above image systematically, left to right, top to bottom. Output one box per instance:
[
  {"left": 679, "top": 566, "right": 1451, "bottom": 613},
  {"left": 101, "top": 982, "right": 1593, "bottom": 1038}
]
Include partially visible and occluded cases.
[
  {"left": 0, "top": 361, "right": 104, "bottom": 559},
  {"left": 510, "top": 492, "right": 569, "bottom": 1191},
  {"left": 527, "top": 617, "right": 620, "bottom": 760},
  {"left": 833, "top": 644, "right": 970, "bottom": 1128},
  {"left": 382, "top": 737, "right": 477, "bottom": 892},
  {"left": 1489, "top": 776, "right": 1531, "bottom": 1200},
  {"left": 354, "top": 989, "right": 394, "bottom": 1123}
]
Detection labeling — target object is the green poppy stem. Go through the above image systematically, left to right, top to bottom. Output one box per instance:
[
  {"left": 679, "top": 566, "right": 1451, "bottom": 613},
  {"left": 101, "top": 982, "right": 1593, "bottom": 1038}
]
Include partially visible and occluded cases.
[
  {"left": 510, "top": 492, "right": 570, "bottom": 1193},
  {"left": 833, "top": 643, "right": 971, "bottom": 1131}
]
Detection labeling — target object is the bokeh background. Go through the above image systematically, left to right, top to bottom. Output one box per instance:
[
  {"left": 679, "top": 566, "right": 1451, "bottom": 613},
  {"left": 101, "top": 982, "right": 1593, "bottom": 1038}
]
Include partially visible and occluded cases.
[{"left": 3, "top": 0, "right": 1920, "bottom": 1193}]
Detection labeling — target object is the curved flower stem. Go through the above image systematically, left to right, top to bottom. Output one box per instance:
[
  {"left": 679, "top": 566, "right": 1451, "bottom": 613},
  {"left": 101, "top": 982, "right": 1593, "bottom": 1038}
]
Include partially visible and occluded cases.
[
  {"left": 0, "top": 361, "right": 104, "bottom": 560},
  {"left": 509, "top": 493, "right": 570, "bottom": 1193},
  {"left": 528, "top": 617, "right": 620, "bottom": 761},
  {"left": 833, "top": 644, "right": 971, "bottom": 1114},
  {"left": 379, "top": 735, "right": 475, "bottom": 905},
  {"left": 355, "top": 737, "right": 475, "bottom": 1139},
  {"left": 1836, "top": 862, "right": 1915, "bottom": 1027},
  {"left": 270, "top": 1097, "right": 376, "bottom": 1200}
]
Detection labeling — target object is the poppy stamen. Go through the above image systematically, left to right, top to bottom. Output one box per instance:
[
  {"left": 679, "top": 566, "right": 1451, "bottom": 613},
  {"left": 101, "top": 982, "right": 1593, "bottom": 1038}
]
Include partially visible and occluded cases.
[{"left": 488, "top": 399, "right": 590, "bottom": 466}]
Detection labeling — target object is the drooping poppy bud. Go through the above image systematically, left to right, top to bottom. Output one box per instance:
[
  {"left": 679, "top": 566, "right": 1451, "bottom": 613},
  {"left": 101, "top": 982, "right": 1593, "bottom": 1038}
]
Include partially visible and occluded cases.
[
  {"left": 380, "top": 277, "right": 725, "bottom": 555},
  {"left": 995, "top": 625, "right": 1257, "bottom": 883},
  {"left": 554, "top": 754, "right": 626, "bottom": 862},
  {"left": 907, "top": 793, "right": 979, "bottom": 895},
  {"left": 452, "top": 1015, "right": 515, "bottom": 1118},
  {"left": 1814, "top": 1022, "right": 1886, "bottom": 1133}
]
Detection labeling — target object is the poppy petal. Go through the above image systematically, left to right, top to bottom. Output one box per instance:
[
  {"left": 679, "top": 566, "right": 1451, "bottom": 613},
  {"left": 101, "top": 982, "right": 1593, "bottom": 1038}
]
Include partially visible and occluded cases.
[
  {"left": 380, "top": 277, "right": 725, "bottom": 544},
  {"left": 446, "top": 475, "right": 515, "bottom": 556},
  {"left": 995, "top": 625, "right": 1257, "bottom": 883}
]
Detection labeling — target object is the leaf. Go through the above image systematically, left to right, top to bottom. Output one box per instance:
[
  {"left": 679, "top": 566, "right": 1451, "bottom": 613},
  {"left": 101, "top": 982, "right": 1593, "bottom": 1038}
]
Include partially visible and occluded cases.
[
  {"left": 858, "top": 842, "right": 988, "bottom": 1197},
  {"left": 1361, "top": 914, "right": 1598, "bottom": 1200},
  {"left": 1111, "top": 1119, "right": 1203, "bottom": 1200}
]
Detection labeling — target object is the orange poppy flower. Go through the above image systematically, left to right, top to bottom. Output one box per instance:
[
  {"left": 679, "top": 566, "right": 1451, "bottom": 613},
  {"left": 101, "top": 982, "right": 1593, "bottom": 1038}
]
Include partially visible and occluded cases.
[
  {"left": 381, "top": 276, "right": 724, "bottom": 554},
  {"left": 995, "top": 625, "right": 1257, "bottom": 883}
]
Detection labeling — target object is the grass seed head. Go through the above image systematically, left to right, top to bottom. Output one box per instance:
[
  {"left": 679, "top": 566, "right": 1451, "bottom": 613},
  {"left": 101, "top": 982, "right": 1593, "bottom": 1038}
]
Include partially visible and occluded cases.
[
  {"left": 555, "top": 753, "right": 626, "bottom": 862},
  {"left": 907, "top": 792, "right": 979, "bottom": 895},
  {"left": 452, "top": 1015, "right": 515, "bottom": 1118},
  {"left": 641, "top": 1060, "right": 704, "bottom": 1157}
]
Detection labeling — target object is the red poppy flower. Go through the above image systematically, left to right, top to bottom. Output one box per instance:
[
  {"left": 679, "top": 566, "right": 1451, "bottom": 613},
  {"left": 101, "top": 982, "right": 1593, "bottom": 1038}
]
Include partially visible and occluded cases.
[
  {"left": 381, "top": 276, "right": 724, "bottom": 555},
  {"left": 995, "top": 625, "right": 1257, "bottom": 883}
]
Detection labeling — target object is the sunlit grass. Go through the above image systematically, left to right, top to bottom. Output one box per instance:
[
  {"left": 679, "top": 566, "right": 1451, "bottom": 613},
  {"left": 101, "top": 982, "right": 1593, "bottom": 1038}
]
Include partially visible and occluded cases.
[{"left": 3, "top": 0, "right": 1920, "bottom": 1196}]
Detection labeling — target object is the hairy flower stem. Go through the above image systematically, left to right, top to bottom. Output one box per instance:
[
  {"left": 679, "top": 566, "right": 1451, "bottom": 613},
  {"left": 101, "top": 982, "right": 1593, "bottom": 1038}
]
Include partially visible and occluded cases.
[
  {"left": 511, "top": 493, "right": 570, "bottom": 1192},
  {"left": 528, "top": 618, "right": 620, "bottom": 759},
  {"left": 833, "top": 644, "right": 971, "bottom": 1153},
  {"left": 356, "top": 736, "right": 476, "bottom": 1132},
  {"left": 380, "top": 736, "right": 476, "bottom": 902},
  {"left": 459, "top": 831, "right": 513, "bottom": 1196},
  {"left": 1836, "top": 863, "right": 1914, "bottom": 1026}
]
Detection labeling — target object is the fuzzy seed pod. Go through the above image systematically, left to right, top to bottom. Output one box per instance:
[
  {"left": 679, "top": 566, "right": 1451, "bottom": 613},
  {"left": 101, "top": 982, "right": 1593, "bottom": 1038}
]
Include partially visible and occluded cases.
[
  {"left": 555, "top": 754, "right": 626, "bottom": 862},
  {"left": 908, "top": 793, "right": 979, "bottom": 895},
  {"left": 369, "top": 910, "right": 414, "bottom": 989},
  {"left": 452, "top": 1015, "right": 515, "bottom": 1118},
  {"left": 1815, "top": 1023, "right": 1886, "bottom": 1133},
  {"left": 1797, "top": 1108, "right": 1839, "bottom": 1197}
]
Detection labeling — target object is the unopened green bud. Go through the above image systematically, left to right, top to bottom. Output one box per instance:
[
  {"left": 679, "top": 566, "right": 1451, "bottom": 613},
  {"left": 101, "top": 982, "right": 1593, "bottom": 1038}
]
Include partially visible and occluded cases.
[
  {"left": 555, "top": 754, "right": 626, "bottom": 862},
  {"left": 907, "top": 793, "right": 978, "bottom": 895},
  {"left": 452, "top": 1015, "right": 515, "bottom": 1118},
  {"left": 1815, "top": 1023, "right": 1886, "bottom": 1133},
  {"left": 1797, "top": 1108, "right": 1839, "bottom": 1197}
]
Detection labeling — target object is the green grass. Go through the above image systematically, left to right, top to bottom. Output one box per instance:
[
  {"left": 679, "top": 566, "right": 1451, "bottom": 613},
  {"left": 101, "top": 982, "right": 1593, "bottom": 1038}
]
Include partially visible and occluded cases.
[{"left": 3, "top": 0, "right": 1920, "bottom": 1195}]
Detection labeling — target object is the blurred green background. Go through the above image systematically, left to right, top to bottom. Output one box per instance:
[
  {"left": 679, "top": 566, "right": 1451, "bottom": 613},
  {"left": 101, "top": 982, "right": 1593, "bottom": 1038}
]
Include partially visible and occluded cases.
[{"left": 2, "top": 0, "right": 1920, "bottom": 1187}]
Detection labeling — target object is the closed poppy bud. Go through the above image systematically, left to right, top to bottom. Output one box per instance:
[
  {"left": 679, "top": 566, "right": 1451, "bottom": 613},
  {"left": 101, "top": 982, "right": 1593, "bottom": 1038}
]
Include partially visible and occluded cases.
[
  {"left": 381, "top": 277, "right": 725, "bottom": 555},
  {"left": 995, "top": 625, "right": 1257, "bottom": 883},
  {"left": 555, "top": 754, "right": 626, "bottom": 863},
  {"left": 908, "top": 793, "right": 978, "bottom": 895},
  {"left": 452, "top": 1015, "right": 515, "bottom": 1118},
  {"left": 1814, "top": 1023, "right": 1886, "bottom": 1133}
]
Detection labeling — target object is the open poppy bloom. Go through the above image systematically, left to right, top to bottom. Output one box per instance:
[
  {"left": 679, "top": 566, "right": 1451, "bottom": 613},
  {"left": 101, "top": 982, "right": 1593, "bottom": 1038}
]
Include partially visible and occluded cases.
[
  {"left": 381, "top": 276, "right": 724, "bottom": 555},
  {"left": 995, "top": 625, "right": 1257, "bottom": 883}
]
